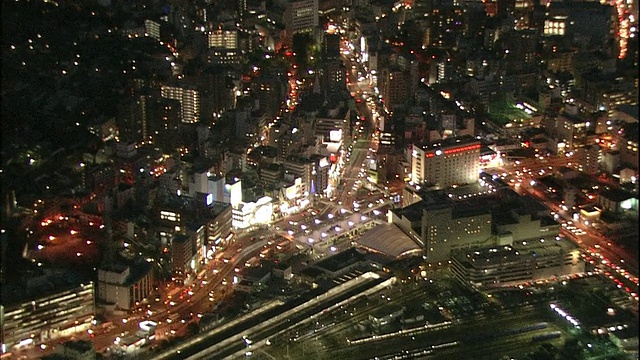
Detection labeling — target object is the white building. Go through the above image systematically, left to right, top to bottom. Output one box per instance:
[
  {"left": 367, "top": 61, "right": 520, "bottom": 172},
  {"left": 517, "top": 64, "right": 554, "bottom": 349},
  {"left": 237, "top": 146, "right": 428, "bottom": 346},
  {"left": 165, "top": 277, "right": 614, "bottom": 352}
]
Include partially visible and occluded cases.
[
  {"left": 410, "top": 136, "right": 481, "bottom": 187},
  {"left": 224, "top": 179, "right": 242, "bottom": 206},
  {"left": 232, "top": 196, "right": 274, "bottom": 229}
]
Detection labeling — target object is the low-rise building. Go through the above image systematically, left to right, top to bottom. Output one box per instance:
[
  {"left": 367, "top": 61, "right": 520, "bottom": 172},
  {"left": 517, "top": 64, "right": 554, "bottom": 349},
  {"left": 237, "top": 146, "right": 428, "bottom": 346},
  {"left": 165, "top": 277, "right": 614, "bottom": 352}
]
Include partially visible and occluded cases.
[
  {"left": 597, "top": 188, "right": 637, "bottom": 213},
  {"left": 493, "top": 208, "right": 560, "bottom": 245},
  {"left": 450, "top": 238, "right": 584, "bottom": 289},
  {"left": 315, "top": 248, "right": 366, "bottom": 278},
  {"left": 235, "top": 266, "right": 272, "bottom": 293},
  {"left": 1, "top": 274, "right": 94, "bottom": 354},
  {"left": 53, "top": 340, "right": 96, "bottom": 360}
]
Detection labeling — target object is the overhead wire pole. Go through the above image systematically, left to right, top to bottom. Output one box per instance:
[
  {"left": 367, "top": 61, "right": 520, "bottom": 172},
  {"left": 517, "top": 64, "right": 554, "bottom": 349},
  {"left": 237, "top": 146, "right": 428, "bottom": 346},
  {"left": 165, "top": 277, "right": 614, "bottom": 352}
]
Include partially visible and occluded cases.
[{"left": 258, "top": 348, "right": 276, "bottom": 360}]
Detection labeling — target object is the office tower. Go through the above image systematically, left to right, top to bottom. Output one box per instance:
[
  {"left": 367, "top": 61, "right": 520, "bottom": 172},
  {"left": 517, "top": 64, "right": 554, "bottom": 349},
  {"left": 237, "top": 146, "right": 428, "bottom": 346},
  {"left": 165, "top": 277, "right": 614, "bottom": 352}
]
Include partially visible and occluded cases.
[
  {"left": 285, "top": 0, "right": 319, "bottom": 38},
  {"left": 323, "top": 33, "right": 341, "bottom": 59},
  {"left": 318, "top": 58, "right": 346, "bottom": 90},
  {"left": 573, "top": 144, "right": 601, "bottom": 175}
]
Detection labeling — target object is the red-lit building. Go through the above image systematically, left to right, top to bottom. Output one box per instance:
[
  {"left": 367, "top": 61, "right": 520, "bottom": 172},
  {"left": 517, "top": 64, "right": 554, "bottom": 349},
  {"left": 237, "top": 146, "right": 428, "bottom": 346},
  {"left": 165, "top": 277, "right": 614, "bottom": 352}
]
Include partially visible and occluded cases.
[{"left": 410, "top": 136, "right": 481, "bottom": 188}]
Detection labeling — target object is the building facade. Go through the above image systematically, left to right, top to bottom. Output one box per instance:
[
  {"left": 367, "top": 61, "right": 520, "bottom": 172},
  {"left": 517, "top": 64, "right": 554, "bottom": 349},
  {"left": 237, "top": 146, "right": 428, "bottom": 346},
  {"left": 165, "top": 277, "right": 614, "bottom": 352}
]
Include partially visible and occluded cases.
[
  {"left": 285, "top": 0, "right": 319, "bottom": 37},
  {"left": 161, "top": 85, "right": 201, "bottom": 124},
  {"left": 410, "top": 137, "right": 481, "bottom": 187},
  {"left": 392, "top": 197, "right": 493, "bottom": 263},
  {"left": 450, "top": 239, "right": 584, "bottom": 289},
  {"left": 97, "top": 264, "right": 153, "bottom": 311},
  {"left": 1, "top": 283, "right": 94, "bottom": 354}
]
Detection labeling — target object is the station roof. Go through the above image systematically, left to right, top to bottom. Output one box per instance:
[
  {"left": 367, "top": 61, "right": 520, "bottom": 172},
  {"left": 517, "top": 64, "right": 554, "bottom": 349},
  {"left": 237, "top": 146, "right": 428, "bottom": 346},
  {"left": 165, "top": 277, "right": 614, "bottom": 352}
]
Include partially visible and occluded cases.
[{"left": 356, "top": 224, "right": 423, "bottom": 259}]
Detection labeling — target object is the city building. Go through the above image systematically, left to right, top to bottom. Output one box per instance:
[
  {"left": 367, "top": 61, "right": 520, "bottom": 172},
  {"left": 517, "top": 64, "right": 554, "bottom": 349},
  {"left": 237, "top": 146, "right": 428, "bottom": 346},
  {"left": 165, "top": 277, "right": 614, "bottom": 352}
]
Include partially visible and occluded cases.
[
  {"left": 284, "top": 0, "right": 319, "bottom": 39},
  {"left": 544, "top": 1, "right": 617, "bottom": 54},
  {"left": 144, "top": 19, "right": 161, "bottom": 41},
  {"left": 208, "top": 28, "right": 238, "bottom": 49},
  {"left": 318, "top": 58, "right": 346, "bottom": 90},
  {"left": 199, "top": 66, "right": 237, "bottom": 119},
  {"left": 380, "top": 66, "right": 408, "bottom": 114},
  {"left": 161, "top": 84, "right": 201, "bottom": 124},
  {"left": 314, "top": 104, "right": 350, "bottom": 141},
  {"left": 541, "top": 105, "right": 597, "bottom": 153},
  {"left": 618, "top": 122, "right": 639, "bottom": 170},
  {"left": 409, "top": 136, "right": 481, "bottom": 187},
  {"left": 573, "top": 143, "right": 601, "bottom": 175},
  {"left": 284, "top": 155, "right": 330, "bottom": 197},
  {"left": 259, "top": 163, "right": 282, "bottom": 189},
  {"left": 393, "top": 182, "right": 531, "bottom": 262},
  {"left": 597, "top": 188, "right": 638, "bottom": 213},
  {"left": 392, "top": 193, "right": 493, "bottom": 263},
  {"left": 157, "top": 195, "right": 233, "bottom": 277},
  {"left": 232, "top": 196, "right": 274, "bottom": 229},
  {"left": 204, "top": 202, "right": 234, "bottom": 255},
  {"left": 493, "top": 207, "right": 560, "bottom": 245},
  {"left": 171, "top": 233, "right": 197, "bottom": 279},
  {"left": 450, "top": 238, "right": 584, "bottom": 289},
  {"left": 314, "top": 248, "right": 367, "bottom": 278},
  {"left": 97, "top": 263, "right": 154, "bottom": 311},
  {"left": 235, "top": 266, "right": 272, "bottom": 293},
  {"left": 1, "top": 279, "right": 94, "bottom": 354}
]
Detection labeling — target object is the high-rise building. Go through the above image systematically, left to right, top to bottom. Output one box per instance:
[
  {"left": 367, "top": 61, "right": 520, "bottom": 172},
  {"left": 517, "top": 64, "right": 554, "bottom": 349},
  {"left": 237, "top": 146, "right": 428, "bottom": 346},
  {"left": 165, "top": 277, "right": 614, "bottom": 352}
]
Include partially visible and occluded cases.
[
  {"left": 285, "top": 0, "right": 319, "bottom": 37},
  {"left": 144, "top": 19, "right": 161, "bottom": 40},
  {"left": 323, "top": 33, "right": 341, "bottom": 59},
  {"left": 318, "top": 58, "right": 346, "bottom": 90},
  {"left": 199, "top": 66, "right": 237, "bottom": 119},
  {"left": 380, "top": 67, "right": 407, "bottom": 114},
  {"left": 161, "top": 85, "right": 200, "bottom": 124},
  {"left": 154, "top": 98, "right": 182, "bottom": 152},
  {"left": 410, "top": 136, "right": 481, "bottom": 187},
  {"left": 574, "top": 143, "right": 601, "bottom": 175},
  {"left": 392, "top": 190, "right": 493, "bottom": 262},
  {"left": 171, "top": 233, "right": 195, "bottom": 279}
]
